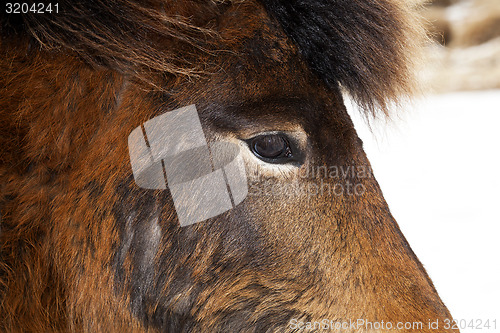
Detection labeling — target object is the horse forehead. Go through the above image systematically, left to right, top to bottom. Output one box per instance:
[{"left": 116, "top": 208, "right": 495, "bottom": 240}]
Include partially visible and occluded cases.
[{"left": 176, "top": 93, "right": 346, "bottom": 139}]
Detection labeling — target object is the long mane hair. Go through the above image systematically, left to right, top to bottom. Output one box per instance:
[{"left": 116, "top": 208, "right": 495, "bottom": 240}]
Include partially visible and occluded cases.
[{"left": 1, "top": 0, "right": 424, "bottom": 116}]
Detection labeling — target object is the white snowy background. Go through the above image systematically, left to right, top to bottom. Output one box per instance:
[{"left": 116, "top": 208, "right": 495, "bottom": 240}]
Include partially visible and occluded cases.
[{"left": 347, "top": 90, "right": 500, "bottom": 333}]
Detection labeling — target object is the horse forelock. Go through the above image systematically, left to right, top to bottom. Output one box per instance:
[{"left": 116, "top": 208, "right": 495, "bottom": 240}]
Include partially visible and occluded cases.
[
  {"left": 1, "top": 0, "right": 425, "bottom": 118},
  {"left": 0, "top": 2, "right": 457, "bottom": 331}
]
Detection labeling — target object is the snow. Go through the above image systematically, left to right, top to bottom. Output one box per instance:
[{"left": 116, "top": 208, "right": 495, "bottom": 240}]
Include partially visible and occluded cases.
[{"left": 347, "top": 90, "right": 500, "bottom": 332}]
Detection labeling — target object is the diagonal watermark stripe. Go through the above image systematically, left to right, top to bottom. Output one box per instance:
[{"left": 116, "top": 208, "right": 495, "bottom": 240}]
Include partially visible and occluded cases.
[{"left": 128, "top": 105, "right": 248, "bottom": 227}]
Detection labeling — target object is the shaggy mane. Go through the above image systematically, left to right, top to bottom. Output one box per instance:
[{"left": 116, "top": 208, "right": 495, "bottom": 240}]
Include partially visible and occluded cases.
[
  {"left": 1, "top": 0, "right": 424, "bottom": 116},
  {"left": 1, "top": 0, "right": 228, "bottom": 76},
  {"left": 260, "top": 0, "right": 425, "bottom": 116}
]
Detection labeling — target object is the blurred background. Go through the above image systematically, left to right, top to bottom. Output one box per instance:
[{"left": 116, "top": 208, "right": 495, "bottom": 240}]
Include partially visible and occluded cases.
[
  {"left": 420, "top": 0, "right": 500, "bottom": 92},
  {"left": 349, "top": 1, "right": 499, "bottom": 332}
]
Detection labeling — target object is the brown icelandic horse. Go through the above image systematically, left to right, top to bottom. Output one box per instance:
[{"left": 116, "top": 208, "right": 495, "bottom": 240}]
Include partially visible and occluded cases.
[{"left": 0, "top": 1, "right": 459, "bottom": 332}]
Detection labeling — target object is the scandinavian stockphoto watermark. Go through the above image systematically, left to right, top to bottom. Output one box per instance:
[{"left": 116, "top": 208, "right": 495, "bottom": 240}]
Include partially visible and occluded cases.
[
  {"left": 127, "top": 105, "right": 248, "bottom": 227},
  {"left": 248, "top": 164, "right": 373, "bottom": 198},
  {"left": 289, "top": 318, "right": 498, "bottom": 331},
  {"left": 290, "top": 318, "right": 424, "bottom": 331}
]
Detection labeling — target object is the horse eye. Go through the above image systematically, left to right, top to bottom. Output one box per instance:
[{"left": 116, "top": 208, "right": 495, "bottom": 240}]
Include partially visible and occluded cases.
[{"left": 247, "top": 134, "right": 294, "bottom": 163}]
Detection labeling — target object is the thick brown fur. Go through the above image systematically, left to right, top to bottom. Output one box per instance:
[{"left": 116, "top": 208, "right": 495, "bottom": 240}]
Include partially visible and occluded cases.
[
  {"left": 1, "top": 0, "right": 424, "bottom": 116},
  {"left": 1, "top": 1, "right": 457, "bottom": 332}
]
